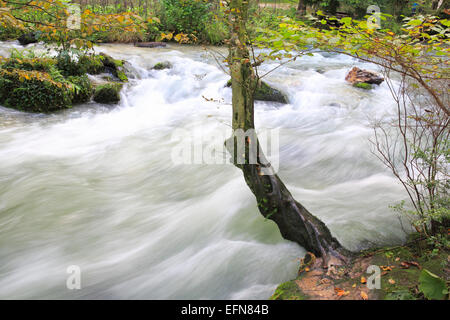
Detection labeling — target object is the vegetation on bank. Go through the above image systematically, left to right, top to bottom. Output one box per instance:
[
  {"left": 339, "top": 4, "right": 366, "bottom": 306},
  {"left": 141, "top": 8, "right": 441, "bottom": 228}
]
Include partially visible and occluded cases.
[
  {"left": 0, "top": 49, "right": 128, "bottom": 112},
  {"left": 271, "top": 233, "right": 449, "bottom": 300}
]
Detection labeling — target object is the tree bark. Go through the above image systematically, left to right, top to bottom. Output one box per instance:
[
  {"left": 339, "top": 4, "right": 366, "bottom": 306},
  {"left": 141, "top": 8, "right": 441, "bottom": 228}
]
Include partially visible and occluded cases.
[
  {"left": 227, "top": 0, "right": 351, "bottom": 268},
  {"left": 296, "top": 0, "right": 306, "bottom": 16}
]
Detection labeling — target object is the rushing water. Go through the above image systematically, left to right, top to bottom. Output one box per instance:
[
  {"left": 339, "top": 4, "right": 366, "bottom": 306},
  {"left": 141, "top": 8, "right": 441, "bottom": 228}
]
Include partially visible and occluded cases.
[{"left": 0, "top": 41, "right": 407, "bottom": 299}]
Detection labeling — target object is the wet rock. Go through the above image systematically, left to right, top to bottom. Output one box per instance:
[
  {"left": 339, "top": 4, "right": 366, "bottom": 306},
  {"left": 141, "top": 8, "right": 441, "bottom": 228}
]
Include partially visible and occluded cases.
[
  {"left": 18, "top": 32, "right": 39, "bottom": 46},
  {"left": 134, "top": 42, "right": 167, "bottom": 48},
  {"left": 99, "top": 53, "right": 128, "bottom": 82},
  {"left": 152, "top": 61, "right": 172, "bottom": 70},
  {"left": 345, "top": 67, "right": 384, "bottom": 86},
  {"left": 225, "top": 79, "right": 288, "bottom": 104},
  {"left": 353, "top": 82, "right": 373, "bottom": 90},
  {"left": 93, "top": 83, "right": 123, "bottom": 104}
]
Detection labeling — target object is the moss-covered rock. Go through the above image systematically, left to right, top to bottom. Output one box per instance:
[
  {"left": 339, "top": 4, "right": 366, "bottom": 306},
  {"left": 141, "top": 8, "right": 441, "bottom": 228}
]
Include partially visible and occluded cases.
[
  {"left": 18, "top": 32, "right": 39, "bottom": 46},
  {"left": 99, "top": 53, "right": 128, "bottom": 82},
  {"left": 78, "top": 55, "right": 105, "bottom": 75},
  {"left": 152, "top": 61, "right": 172, "bottom": 70},
  {"left": 0, "top": 68, "right": 72, "bottom": 112},
  {"left": 67, "top": 75, "right": 93, "bottom": 104},
  {"left": 226, "top": 79, "right": 288, "bottom": 104},
  {"left": 254, "top": 81, "right": 288, "bottom": 104},
  {"left": 353, "top": 82, "right": 373, "bottom": 90},
  {"left": 93, "top": 83, "right": 122, "bottom": 104},
  {"left": 270, "top": 281, "right": 308, "bottom": 300}
]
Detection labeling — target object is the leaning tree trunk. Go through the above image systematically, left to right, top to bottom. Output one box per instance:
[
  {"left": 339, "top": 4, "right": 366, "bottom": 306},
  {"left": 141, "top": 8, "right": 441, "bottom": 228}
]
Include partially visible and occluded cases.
[{"left": 227, "top": 0, "right": 351, "bottom": 268}]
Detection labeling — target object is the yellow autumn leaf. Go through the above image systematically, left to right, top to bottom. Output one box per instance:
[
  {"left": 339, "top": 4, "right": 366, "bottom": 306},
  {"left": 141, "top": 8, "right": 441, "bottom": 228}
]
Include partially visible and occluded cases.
[{"left": 361, "top": 291, "right": 368, "bottom": 300}]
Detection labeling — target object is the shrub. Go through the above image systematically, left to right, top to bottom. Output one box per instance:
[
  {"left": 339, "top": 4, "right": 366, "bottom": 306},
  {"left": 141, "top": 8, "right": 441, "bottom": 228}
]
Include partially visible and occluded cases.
[
  {"left": 161, "top": 0, "right": 211, "bottom": 35},
  {"left": 56, "top": 52, "right": 85, "bottom": 77},
  {"left": 1, "top": 57, "right": 56, "bottom": 73},
  {"left": 0, "top": 69, "right": 72, "bottom": 112},
  {"left": 67, "top": 75, "right": 93, "bottom": 104}
]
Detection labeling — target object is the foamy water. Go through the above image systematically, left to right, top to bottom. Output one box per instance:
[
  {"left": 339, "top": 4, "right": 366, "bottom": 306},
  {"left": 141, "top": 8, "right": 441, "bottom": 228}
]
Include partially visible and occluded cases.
[{"left": 0, "top": 42, "right": 407, "bottom": 299}]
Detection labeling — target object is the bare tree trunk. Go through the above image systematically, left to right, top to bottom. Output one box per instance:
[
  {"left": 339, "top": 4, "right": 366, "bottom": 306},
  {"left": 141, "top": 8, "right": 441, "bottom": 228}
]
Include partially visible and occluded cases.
[
  {"left": 227, "top": 0, "right": 351, "bottom": 268},
  {"left": 297, "top": 0, "right": 306, "bottom": 16}
]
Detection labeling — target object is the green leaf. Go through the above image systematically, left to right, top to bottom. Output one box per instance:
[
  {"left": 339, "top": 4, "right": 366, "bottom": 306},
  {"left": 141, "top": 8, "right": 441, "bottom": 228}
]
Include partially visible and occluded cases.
[
  {"left": 340, "top": 17, "right": 352, "bottom": 25},
  {"left": 408, "top": 19, "right": 423, "bottom": 26},
  {"left": 418, "top": 269, "right": 447, "bottom": 300}
]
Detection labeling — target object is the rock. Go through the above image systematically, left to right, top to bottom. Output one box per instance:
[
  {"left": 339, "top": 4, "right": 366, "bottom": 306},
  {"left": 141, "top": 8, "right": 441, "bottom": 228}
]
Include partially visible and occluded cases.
[
  {"left": 18, "top": 32, "right": 38, "bottom": 45},
  {"left": 134, "top": 42, "right": 167, "bottom": 48},
  {"left": 99, "top": 53, "right": 128, "bottom": 82},
  {"left": 152, "top": 61, "right": 172, "bottom": 70},
  {"left": 345, "top": 67, "right": 384, "bottom": 86},
  {"left": 0, "top": 68, "right": 72, "bottom": 112},
  {"left": 67, "top": 75, "right": 93, "bottom": 104},
  {"left": 225, "top": 79, "right": 288, "bottom": 104},
  {"left": 254, "top": 81, "right": 288, "bottom": 104},
  {"left": 353, "top": 82, "right": 372, "bottom": 90},
  {"left": 93, "top": 83, "right": 123, "bottom": 104}
]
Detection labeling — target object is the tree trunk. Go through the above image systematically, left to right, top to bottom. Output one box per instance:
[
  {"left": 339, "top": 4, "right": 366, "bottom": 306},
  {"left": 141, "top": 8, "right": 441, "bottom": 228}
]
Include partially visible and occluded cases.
[
  {"left": 227, "top": 0, "right": 351, "bottom": 268},
  {"left": 296, "top": 0, "right": 306, "bottom": 16}
]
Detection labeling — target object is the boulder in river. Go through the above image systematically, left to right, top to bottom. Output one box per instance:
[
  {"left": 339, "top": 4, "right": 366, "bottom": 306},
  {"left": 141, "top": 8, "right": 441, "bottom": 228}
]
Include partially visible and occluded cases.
[
  {"left": 18, "top": 32, "right": 39, "bottom": 46},
  {"left": 134, "top": 42, "right": 167, "bottom": 48},
  {"left": 99, "top": 53, "right": 128, "bottom": 82},
  {"left": 152, "top": 61, "right": 172, "bottom": 70},
  {"left": 345, "top": 67, "right": 384, "bottom": 86},
  {"left": 226, "top": 79, "right": 288, "bottom": 104},
  {"left": 93, "top": 83, "right": 123, "bottom": 104}
]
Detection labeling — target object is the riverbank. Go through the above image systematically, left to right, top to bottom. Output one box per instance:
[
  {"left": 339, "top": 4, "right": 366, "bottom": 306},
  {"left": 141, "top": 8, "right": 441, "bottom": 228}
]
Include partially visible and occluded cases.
[{"left": 271, "top": 235, "right": 449, "bottom": 300}]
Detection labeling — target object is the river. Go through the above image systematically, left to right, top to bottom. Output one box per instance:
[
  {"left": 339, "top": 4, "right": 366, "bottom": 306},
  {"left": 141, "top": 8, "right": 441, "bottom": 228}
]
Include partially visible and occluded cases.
[{"left": 0, "top": 42, "right": 407, "bottom": 299}]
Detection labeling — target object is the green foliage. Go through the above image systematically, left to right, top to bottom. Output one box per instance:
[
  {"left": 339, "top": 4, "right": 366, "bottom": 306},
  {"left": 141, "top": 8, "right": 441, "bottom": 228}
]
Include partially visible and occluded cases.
[
  {"left": 161, "top": 0, "right": 210, "bottom": 35},
  {"left": 56, "top": 51, "right": 86, "bottom": 77},
  {"left": 78, "top": 55, "right": 105, "bottom": 75},
  {"left": 0, "top": 68, "right": 72, "bottom": 112},
  {"left": 67, "top": 75, "right": 93, "bottom": 104},
  {"left": 418, "top": 269, "right": 448, "bottom": 300}
]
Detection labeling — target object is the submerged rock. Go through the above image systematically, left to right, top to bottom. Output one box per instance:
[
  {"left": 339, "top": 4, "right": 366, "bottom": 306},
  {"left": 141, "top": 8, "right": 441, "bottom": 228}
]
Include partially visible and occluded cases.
[
  {"left": 134, "top": 42, "right": 167, "bottom": 48},
  {"left": 152, "top": 61, "right": 172, "bottom": 70},
  {"left": 345, "top": 67, "right": 384, "bottom": 87},
  {"left": 226, "top": 79, "right": 288, "bottom": 104},
  {"left": 353, "top": 82, "right": 373, "bottom": 90},
  {"left": 93, "top": 83, "right": 123, "bottom": 104}
]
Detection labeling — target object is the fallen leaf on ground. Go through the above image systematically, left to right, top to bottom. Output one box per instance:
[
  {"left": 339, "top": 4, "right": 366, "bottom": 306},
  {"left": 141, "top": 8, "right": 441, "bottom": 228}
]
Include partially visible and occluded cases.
[
  {"left": 361, "top": 276, "right": 366, "bottom": 284},
  {"left": 388, "top": 279, "right": 396, "bottom": 284},
  {"left": 334, "top": 287, "right": 350, "bottom": 297},
  {"left": 361, "top": 291, "right": 368, "bottom": 300}
]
